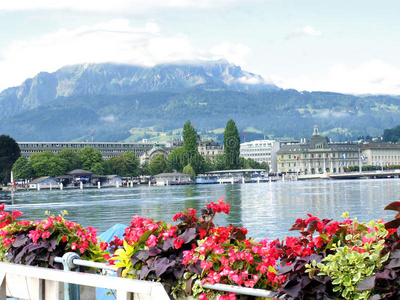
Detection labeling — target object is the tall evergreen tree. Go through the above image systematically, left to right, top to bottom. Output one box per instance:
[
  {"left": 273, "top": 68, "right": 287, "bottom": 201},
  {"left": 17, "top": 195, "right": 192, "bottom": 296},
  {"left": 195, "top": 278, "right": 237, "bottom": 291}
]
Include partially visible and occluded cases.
[
  {"left": 223, "top": 119, "right": 240, "bottom": 169},
  {"left": 181, "top": 120, "right": 207, "bottom": 174},
  {"left": 182, "top": 120, "right": 198, "bottom": 154}
]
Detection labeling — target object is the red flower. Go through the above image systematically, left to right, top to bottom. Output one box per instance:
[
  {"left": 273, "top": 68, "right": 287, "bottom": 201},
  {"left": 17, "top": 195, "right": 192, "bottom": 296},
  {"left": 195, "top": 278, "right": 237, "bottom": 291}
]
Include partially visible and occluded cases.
[
  {"left": 12, "top": 210, "right": 22, "bottom": 218},
  {"left": 172, "top": 212, "right": 184, "bottom": 222},
  {"left": 199, "top": 228, "right": 207, "bottom": 239},
  {"left": 173, "top": 237, "right": 184, "bottom": 249}
]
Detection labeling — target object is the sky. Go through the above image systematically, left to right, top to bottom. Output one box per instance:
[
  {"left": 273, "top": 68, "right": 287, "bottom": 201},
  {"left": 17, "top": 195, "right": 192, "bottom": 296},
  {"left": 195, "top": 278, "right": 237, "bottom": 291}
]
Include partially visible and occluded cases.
[{"left": 1, "top": 0, "right": 400, "bottom": 95}]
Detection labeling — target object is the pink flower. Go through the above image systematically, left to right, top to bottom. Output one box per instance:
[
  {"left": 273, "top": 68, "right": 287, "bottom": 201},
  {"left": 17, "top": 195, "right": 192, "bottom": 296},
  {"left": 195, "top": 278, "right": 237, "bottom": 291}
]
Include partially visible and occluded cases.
[
  {"left": 146, "top": 234, "right": 158, "bottom": 247},
  {"left": 201, "top": 260, "right": 213, "bottom": 270},
  {"left": 198, "top": 293, "right": 208, "bottom": 300}
]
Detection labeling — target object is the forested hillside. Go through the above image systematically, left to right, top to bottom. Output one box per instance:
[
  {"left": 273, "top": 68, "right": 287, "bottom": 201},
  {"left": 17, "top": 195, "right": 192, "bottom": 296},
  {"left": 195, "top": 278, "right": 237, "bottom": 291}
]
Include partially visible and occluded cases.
[{"left": 0, "top": 61, "right": 399, "bottom": 142}]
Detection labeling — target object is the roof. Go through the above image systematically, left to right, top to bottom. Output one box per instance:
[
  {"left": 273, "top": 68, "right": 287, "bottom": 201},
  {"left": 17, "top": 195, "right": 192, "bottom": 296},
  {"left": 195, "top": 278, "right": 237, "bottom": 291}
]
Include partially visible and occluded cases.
[
  {"left": 277, "top": 143, "right": 359, "bottom": 154},
  {"left": 359, "top": 143, "right": 400, "bottom": 149},
  {"left": 67, "top": 169, "right": 93, "bottom": 176},
  {"left": 206, "top": 169, "right": 266, "bottom": 174},
  {"left": 153, "top": 172, "right": 190, "bottom": 178},
  {"left": 92, "top": 174, "right": 107, "bottom": 179},
  {"left": 55, "top": 175, "right": 73, "bottom": 179},
  {"left": 106, "top": 175, "right": 122, "bottom": 179},
  {"left": 30, "top": 176, "right": 57, "bottom": 184}
]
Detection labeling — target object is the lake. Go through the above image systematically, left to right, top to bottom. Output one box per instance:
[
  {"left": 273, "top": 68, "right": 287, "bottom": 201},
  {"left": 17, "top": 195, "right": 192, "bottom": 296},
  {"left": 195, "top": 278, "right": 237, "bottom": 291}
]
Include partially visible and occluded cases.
[{"left": 5, "top": 178, "right": 400, "bottom": 240}]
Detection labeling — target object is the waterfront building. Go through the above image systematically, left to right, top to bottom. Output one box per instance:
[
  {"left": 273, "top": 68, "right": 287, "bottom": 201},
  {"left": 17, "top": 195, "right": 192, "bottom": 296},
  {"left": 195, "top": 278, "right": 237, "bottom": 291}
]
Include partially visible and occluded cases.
[
  {"left": 277, "top": 125, "right": 360, "bottom": 174},
  {"left": 171, "top": 136, "right": 224, "bottom": 161},
  {"left": 198, "top": 139, "right": 224, "bottom": 161},
  {"left": 240, "top": 139, "right": 275, "bottom": 164},
  {"left": 270, "top": 141, "right": 299, "bottom": 173},
  {"left": 18, "top": 142, "right": 171, "bottom": 159},
  {"left": 358, "top": 143, "right": 400, "bottom": 168},
  {"left": 139, "top": 144, "right": 170, "bottom": 165},
  {"left": 29, "top": 176, "right": 58, "bottom": 189}
]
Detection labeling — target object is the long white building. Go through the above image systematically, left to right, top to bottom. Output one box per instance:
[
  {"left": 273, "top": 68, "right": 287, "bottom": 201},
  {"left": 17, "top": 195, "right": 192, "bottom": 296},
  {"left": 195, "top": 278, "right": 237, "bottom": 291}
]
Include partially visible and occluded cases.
[
  {"left": 240, "top": 139, "right": 275, "bottom": 164},
  {"left": 17, "top": 142, "right": 170, "bottom": 159}
]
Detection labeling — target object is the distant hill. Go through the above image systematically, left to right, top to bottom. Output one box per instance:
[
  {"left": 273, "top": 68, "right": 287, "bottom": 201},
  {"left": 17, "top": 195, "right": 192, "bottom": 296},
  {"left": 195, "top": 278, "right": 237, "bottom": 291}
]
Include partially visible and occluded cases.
[
  {"left": 0, "top": 60, "right": 277, "bottom": 118},
  {"left": 0, "top": 61, "right": 399, "bottom": 143}
]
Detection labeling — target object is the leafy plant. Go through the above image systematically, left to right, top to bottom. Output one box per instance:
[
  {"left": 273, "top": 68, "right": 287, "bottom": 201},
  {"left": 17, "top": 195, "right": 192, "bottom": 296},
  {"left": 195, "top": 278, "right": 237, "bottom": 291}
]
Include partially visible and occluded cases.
[
  {"left": 111, "top": 197, "right": 233, "bottom": 299},
  {"left": 0, "top": 204, "right": 107, "bottom": 268}
]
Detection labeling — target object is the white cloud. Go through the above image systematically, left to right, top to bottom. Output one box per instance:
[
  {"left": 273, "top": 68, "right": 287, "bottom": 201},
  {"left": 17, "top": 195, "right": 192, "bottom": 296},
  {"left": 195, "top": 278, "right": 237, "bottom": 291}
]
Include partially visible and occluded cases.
[
  {"left": 0, "top": 19, "right": 254, "bottom": 92},
  {"left": 286, "top": 25, "right": 322, "bottom": 39},
  {"left": 210, "top": 42, "right": 252, "bottom": 68},
  {"left": 274, "top": 60, "right": 400, "bottom": 95},
  {"left": 237, "top": 75, "right": 263, "bottom": 85}
]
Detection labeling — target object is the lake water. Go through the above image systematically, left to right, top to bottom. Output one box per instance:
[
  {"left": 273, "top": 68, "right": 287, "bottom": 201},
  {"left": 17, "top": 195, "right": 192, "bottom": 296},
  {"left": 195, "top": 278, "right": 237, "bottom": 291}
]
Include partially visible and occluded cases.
[{"left": 5, "top": 178, "right": 400, "bottom": 240}]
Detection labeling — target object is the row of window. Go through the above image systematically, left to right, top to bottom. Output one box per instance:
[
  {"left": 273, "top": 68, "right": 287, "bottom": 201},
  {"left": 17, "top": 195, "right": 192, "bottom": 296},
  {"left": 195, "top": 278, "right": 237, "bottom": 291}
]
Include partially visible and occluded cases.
[
  {"left": 19, "top": 143, "right": 153, "bottom": 149},
  {"left": 281, "top": 152, "right": 359, "bottom": 159},
  {"left": 373, "top": 156, "right": 400, "bottom": 161},
  {"left": 282, "top": 161, "right": 358, "bottom": 167}
]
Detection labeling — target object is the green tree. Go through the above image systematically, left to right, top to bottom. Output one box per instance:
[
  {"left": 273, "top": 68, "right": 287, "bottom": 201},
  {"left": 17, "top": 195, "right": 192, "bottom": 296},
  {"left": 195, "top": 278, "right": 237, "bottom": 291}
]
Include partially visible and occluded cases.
[
  {"left": 223, "top": 119, "right": 241, "bottom": 169},
  {"left": 182, "top": 120, "right": 198, "bottom": 154},
  {"left": 382, "top": 125, "right": 400, "bottom": 143},
  {"left": 0, "top": 135, "right": 21, "bottom": 184},
  {"left": 76, "top": 147, "right": 103, "bottom": 171},
  {"left": 168, "top": 147, "right": 186, "bottom": 172},
  {"left": 57, "top": 148, "right": 82, "bottom": 172},
  {"left": 29, "top": 151, "right": 67, "bottom": 177},
  {"left": 108, "top": 152, "right": 139, "bottom": 177},
  {"left": 189, "top": 152, "right": 206, "bottom": 175},
  {"left": 149, "top": 154, "right": 169, "bottom": 175},
  {"left": 212, "top": 154, "right": 226, "bottom": 171},
  {"left": 12, "top": 157, "right": 34, "bottom": 180},
  {"left": 91, "top": 160, "right": 112, "bottom": 175},
  {"left": 139, "top": 161, "right": 151, "bottom": 176},
  {"left": 259, "top": 162, "right": 269, "bottom": 172},
  {"left": 183, "top": 163, "right": 196, "bottom": 180}
]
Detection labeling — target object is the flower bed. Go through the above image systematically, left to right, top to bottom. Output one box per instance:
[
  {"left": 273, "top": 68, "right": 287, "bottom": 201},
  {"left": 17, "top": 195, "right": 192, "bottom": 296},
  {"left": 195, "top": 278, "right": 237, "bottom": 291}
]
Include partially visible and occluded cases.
[{"left": 2, "top": 199, "right": 400, "bottom": 300}]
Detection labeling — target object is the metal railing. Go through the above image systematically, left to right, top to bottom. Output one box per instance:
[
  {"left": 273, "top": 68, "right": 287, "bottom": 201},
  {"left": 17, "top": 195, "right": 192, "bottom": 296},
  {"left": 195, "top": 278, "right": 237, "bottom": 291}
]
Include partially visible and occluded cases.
[{"left": 1, "top": 252, "right": 278, "bottom": 300}]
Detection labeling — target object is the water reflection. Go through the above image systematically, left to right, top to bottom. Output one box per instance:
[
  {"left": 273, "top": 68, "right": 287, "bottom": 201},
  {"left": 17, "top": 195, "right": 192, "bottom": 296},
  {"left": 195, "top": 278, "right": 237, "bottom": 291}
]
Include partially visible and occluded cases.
[{"left": 6, "top": 178, "right": 400, "bottom": 240}]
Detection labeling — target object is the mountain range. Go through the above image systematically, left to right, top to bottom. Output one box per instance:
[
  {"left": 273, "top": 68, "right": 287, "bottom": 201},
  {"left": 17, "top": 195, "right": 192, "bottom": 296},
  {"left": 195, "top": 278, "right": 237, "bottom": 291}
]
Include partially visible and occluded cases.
[{"left": 0, "top": 60, "right": 399, "bottom": 143}]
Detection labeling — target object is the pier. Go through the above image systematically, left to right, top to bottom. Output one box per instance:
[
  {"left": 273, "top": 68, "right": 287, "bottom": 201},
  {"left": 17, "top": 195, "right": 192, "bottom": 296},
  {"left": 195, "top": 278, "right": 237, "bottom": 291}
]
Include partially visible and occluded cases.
[{"left": 297, "top": 169, "right": 400, "bottom": 180}]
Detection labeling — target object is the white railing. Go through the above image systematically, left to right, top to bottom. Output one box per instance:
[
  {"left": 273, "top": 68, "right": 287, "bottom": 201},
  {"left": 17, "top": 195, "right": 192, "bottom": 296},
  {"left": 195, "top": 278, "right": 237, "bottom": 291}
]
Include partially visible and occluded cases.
[
  {"left": 1, "top": 252, "right": 278, "bottom": 300},
  {"left": 0, "top": 260, "right": 169, "bottom": 300}
]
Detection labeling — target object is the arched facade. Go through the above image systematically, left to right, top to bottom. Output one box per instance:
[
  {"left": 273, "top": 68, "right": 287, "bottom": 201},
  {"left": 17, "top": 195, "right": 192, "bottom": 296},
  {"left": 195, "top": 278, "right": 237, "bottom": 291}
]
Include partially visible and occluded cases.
[{"left": 140, "top": 147, "right": 169, "bottom": 165}]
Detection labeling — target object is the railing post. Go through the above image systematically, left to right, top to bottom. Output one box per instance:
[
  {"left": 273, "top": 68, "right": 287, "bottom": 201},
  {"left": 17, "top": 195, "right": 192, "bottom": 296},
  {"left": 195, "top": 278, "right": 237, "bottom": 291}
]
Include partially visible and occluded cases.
[
  {"left": 55, "top": 252, "right": 81, "bottom": 300},
  {"left": 0, "top": 272, "right": 6, "bottom": 300}
]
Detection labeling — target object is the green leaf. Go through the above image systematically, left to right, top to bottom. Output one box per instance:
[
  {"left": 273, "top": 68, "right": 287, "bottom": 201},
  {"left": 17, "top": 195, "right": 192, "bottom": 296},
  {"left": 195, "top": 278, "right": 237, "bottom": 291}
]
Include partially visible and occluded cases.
[
  {"left": 268, "top": 265, "right": 277, "bottom": 274},
  {"left": 332, "top": 278, "right": 342, "bottom": 285},
  {"left": 333, "top": 286, "right": 341, "bottom": 292}
]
